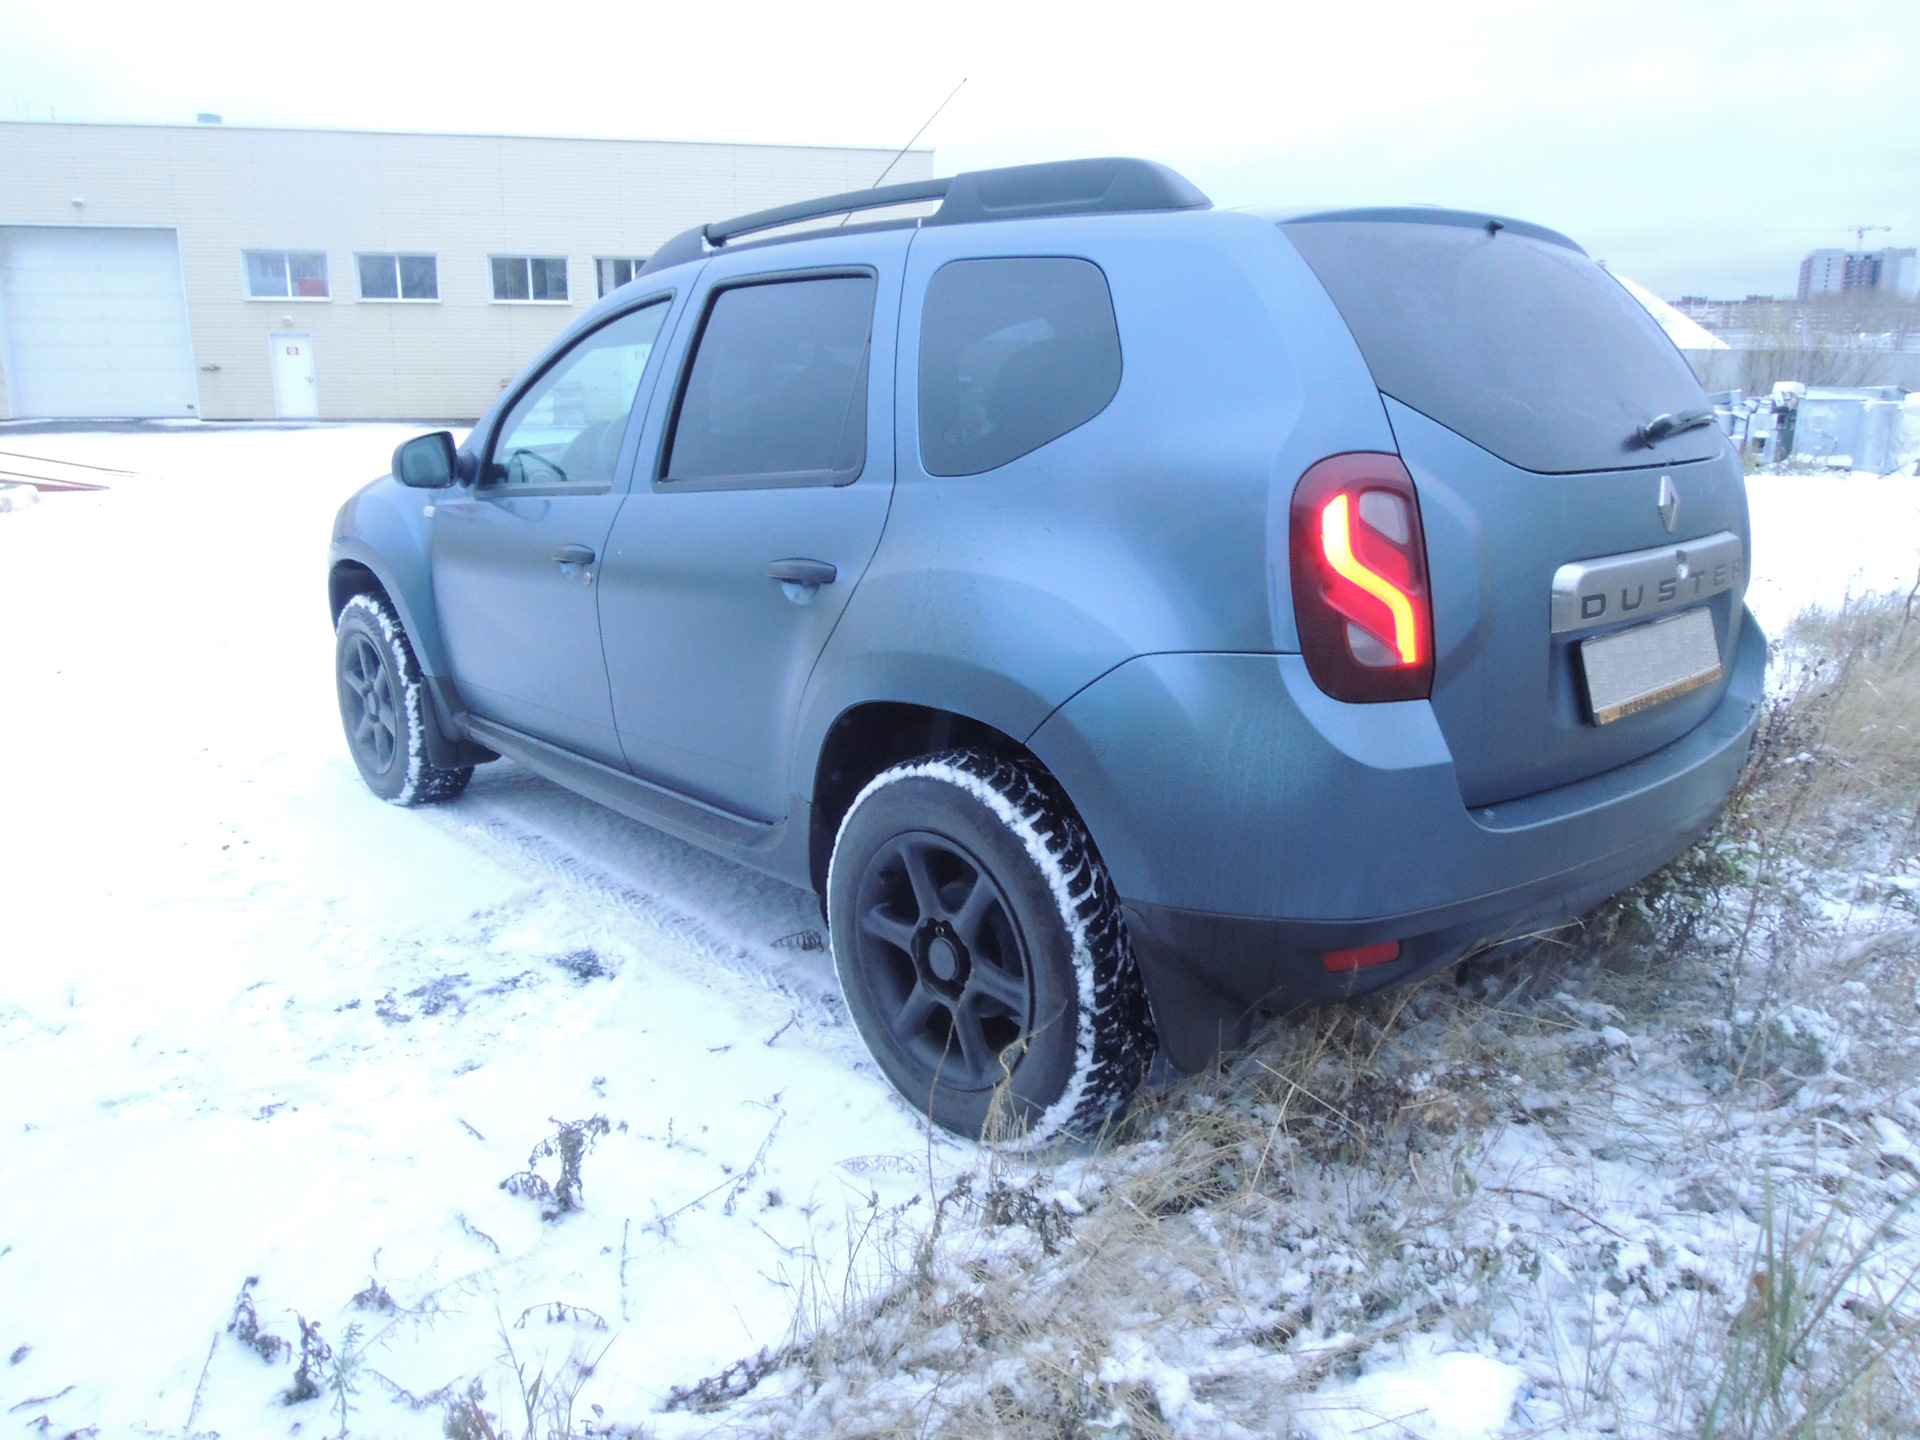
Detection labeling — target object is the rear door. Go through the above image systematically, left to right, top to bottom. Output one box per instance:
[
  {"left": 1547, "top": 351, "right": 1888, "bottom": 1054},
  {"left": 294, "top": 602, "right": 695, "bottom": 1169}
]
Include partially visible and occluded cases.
[
  {"left": 1282, "top": 215, "right": 1750, "bottom": 806},
  {"left": 597, "top": 229, "right": 907, "bottom": 821},
  {"left": 431, "top": 297, "right": 675, "bottom": 767}
]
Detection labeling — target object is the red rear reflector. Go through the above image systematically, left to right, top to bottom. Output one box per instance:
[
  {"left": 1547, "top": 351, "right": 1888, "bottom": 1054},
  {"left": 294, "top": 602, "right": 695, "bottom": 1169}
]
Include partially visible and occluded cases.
[
  {"left": 1289, "top": 454, "right": 1434, "bottom": 704},
  {"left": 1322, "top": 940, "right": 1402, "bottom": 973}
]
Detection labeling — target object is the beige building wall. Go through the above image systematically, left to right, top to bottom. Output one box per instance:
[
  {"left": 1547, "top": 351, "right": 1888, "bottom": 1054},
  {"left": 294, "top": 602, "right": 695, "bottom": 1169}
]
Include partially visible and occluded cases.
[{"left": 0, "top": 122, "right": 933, "bottom": 421}]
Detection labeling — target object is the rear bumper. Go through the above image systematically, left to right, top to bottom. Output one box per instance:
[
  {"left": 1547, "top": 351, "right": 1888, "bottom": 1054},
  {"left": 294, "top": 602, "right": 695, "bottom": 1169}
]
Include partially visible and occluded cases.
[{"left": 1027, "top": 608, "right": 1766, "bottom": 1068}]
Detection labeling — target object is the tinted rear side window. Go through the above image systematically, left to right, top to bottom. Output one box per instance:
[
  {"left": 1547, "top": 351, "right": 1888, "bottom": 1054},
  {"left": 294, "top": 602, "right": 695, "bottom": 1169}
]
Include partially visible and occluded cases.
[
  {"left": 1282, "top": 221, "right": 1718, "bottom": 474},
  {"left": 919, "top": 257, "right": 1122, "bottom": 477},
  {"left": 665, "top": 274, "right": 875, "bottom": 483}
]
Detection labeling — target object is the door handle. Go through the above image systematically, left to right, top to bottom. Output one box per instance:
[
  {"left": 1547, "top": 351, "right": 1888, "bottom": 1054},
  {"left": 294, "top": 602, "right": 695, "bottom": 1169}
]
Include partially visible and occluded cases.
[
  {"left": 552, "top": 544, "right": 596, "bottom": 566},
  {"left": 767, "top": 558, "right": 836, "bottom": 586}
]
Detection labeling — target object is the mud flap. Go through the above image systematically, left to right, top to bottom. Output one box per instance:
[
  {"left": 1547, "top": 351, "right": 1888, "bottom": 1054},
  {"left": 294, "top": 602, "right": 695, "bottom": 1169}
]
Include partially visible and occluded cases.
[{"left": 1123, "top": 903, "right": 1258, "bottom": 1073}]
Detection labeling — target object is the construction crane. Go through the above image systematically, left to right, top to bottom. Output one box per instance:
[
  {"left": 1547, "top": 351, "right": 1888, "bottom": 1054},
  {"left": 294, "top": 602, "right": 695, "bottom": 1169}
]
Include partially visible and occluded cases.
[{"left": 1848, "top": 224, "right": 1891, "bottom": 247}]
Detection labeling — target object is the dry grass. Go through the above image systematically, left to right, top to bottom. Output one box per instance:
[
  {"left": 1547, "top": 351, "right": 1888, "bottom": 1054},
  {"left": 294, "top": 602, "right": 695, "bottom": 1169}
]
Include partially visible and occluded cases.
[{"left": 644, "top": 590, "right": 1920, "bottom": 1440}]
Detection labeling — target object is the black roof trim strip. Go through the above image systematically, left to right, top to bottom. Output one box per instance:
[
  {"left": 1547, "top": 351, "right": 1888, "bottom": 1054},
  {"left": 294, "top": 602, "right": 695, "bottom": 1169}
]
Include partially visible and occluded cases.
[
  {"left": 637, "top": 157, "right": 1211, "bottom": 279},
  {"left": 928, "top": 157, "right": 1210, "bottom": 226},
  {"left": 703, "top": 176, "right": 953, "bottom": 246}
]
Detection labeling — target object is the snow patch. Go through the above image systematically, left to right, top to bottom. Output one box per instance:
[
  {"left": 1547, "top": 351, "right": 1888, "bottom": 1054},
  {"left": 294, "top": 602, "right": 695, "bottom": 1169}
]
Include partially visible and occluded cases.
[{"left": 1296, "top": 1338, "right": 1524, "bottom": 1440}]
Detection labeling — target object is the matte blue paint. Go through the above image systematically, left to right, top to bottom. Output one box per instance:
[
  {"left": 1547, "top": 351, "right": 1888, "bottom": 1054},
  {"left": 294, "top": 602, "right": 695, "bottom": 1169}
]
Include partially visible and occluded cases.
[
  {"left": 328, "top": 170, "right": 1763, "bottom": 1042},
  {"left": 1028, "top": 618, "right": 1763, "bottom": 927}
]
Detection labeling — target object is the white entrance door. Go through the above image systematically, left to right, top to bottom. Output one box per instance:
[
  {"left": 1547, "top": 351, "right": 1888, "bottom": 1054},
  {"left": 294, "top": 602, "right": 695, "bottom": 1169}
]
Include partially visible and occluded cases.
[
  {"left": 0, "top": 226, "right": 200, "bottom": 418},
  {"left": 270, "top": 332, "right": 318, "bottom": 418}
]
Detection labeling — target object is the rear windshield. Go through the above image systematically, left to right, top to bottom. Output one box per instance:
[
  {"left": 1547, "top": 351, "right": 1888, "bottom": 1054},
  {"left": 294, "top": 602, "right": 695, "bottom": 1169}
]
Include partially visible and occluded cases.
[{"left": 1281, "top": 220, "right": 1719, "bottom": 474}]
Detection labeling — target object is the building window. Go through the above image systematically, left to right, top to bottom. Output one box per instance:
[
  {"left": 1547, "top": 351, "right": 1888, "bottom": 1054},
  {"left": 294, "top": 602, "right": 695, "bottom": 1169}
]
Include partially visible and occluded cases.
[
  {"left": 245, "top": 250, "right": 328, "bottom": 299},
  {"left": 357, "top": 253, "right": 439, "bottom": 301},
  {"left": 493, "top": 256, "right": 569, "bottom": 303},
  {"left": 596, "top": 257, "right": 649, "bottom": 297}
]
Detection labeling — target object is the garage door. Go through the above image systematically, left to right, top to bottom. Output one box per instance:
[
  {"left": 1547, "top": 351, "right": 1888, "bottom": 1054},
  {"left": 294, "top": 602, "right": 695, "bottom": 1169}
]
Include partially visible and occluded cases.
[{"left": 0, "top": 227, "right": 199, "bottom": 419}]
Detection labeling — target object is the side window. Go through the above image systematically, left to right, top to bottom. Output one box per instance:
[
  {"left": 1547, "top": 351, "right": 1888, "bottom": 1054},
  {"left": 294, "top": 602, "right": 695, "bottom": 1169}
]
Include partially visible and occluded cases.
[
  {"left": 918, "top": 257, "right": 1122, "bottom": 477},
  {"left": 664, "top": 274, "right": 876, "bottom": 485},
  {"left": 486, "top": 301, "right": 669, "bottom": 491}
]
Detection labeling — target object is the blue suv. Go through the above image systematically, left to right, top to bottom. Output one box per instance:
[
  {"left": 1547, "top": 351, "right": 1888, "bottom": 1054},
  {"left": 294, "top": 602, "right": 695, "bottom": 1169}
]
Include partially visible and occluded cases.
[{"left": 329, "top": 158, "right": 1763, "bottom": 1142}]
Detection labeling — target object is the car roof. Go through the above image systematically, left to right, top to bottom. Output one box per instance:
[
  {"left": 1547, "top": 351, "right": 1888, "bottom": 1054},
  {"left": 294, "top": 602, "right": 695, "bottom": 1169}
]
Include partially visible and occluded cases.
[{"left": 635, "top": 156, "right": 1212, "bottom": 280}]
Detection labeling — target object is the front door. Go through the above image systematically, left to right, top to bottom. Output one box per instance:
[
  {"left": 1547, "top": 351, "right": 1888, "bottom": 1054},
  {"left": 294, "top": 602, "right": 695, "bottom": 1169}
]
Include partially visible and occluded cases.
[
  {"left": 597, "top": 230, "right": 908, "bottom": 821},
  {"left": 431, "top": 297, "right": 675, "bottom": 766},
  {"left": 270, "top": 332, "right": 318, "bottom": 418}
]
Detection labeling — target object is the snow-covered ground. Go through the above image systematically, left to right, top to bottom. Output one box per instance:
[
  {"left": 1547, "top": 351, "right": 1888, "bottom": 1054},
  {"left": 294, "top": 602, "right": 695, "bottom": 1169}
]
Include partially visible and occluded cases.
[
  {"left": 0, "top": 427, "right": 1916, "bottom": 1439},
  {"left": 1742, "top": 470, "right": 1920, "bottom": 640}
]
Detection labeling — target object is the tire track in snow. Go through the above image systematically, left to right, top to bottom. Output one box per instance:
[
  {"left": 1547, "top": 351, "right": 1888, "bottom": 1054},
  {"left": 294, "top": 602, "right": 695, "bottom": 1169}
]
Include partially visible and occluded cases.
[{"left": 417, "top": 775, "right": 853, "bottom": 1040}]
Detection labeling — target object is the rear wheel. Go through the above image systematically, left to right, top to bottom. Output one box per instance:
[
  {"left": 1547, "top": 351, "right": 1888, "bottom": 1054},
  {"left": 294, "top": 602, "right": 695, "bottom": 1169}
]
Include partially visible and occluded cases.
[
  {"left": 334, "top": 592, "right": 472, "bottom": 805},
  {"left": 827, "top": 749, "right": 1154, "bottom": 1145}
]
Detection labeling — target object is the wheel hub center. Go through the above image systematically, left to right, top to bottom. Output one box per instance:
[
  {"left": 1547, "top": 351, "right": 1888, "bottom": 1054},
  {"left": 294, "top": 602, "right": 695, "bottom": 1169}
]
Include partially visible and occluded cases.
[{"left": 927, "top": 935, "right": 961, "bottom": 982}]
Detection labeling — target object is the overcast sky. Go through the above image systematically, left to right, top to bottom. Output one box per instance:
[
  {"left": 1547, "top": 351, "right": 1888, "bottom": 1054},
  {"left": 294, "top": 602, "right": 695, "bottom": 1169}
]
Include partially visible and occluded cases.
[{"left": 3, "top": 0, "right": 1914, "bottom": 298}]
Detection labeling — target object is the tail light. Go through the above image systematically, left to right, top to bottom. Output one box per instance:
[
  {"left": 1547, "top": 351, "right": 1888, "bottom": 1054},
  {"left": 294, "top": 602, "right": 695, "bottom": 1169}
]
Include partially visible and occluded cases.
[{"left": 1289, "top": 453, "right": 1434, "bottom": 703}]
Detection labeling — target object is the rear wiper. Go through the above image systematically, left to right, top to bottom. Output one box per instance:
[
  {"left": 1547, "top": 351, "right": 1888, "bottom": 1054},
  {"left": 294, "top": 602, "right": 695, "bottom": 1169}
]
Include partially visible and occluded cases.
[{"left": 1635, "top": 408, "right": 1716, "bottom": 447}]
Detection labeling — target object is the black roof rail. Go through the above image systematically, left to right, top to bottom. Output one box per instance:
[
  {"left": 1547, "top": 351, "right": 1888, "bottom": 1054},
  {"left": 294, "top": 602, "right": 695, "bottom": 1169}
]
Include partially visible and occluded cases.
[
  {"left": 636, "top": 156, "right": 1209, "bottom": 279},
  {"left": 930, "top": 157, "right": 1209, "bottom": 226},
  {"left": 704, "top": 176, "right": 952, "bottom": 246}
]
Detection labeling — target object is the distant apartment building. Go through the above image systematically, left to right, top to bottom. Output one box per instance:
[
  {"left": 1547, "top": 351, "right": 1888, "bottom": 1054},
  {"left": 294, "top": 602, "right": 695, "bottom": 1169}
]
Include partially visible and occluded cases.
[
  {"left": 0, "top": 121, "right": 931, "bottom": 421},
  {"left": 1797, "top": 246, "right": 1919, "bottom": 300}
]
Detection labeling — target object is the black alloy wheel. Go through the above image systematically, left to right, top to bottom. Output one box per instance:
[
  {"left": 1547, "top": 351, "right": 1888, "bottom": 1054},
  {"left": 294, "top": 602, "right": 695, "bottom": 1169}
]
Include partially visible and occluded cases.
[
  {"left": 333, "top": 591, "right": 472, "bottom": 805},
  {"left": 340, "top": 629, "right": 402, "bottom": 777},
  {"left": 828, "top": 750, "right": 1155, "bottom": 1145},
  {"left": 855, "top": 830, "right": 1034, "bottom": 1091}
]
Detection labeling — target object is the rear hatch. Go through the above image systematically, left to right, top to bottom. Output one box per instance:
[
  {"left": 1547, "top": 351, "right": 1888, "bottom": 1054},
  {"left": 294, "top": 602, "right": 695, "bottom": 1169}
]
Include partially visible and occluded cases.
[{"left": 1281, "top": 212, "right": 1750, "bottom": 808}]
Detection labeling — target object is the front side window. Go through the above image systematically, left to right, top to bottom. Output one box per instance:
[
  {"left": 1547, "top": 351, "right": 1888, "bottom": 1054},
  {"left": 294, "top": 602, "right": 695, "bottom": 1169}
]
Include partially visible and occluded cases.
[
  {"left": 245, "top": 249, "right": 328, "bottom": 299},
  {"left": 357, "top": 253, "right": 438, "bottom": 301},
  {"left": 493, "top": 256, "right": 570, "bottom": 302},
  {"left": 597, "top": 257, "right": 649, "bottom": 297},
  {"left": 918, "top": 257, "right": 1122, "bottom": 477},
  {"left": 664, "top": 274, "right": 875, "bottom": 484},
  {"left": 486, "top": 301, "right": 669, "bottom": 491}
]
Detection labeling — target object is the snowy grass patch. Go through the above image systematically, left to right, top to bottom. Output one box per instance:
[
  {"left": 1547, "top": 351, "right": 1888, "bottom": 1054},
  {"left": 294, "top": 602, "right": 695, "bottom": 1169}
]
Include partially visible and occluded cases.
[
  {"left": 1, "top": 430, "right": 1916, "bottom": 1439},
  {"left": 669, "top": 593, "right": 1920, "bottom": 1439}
]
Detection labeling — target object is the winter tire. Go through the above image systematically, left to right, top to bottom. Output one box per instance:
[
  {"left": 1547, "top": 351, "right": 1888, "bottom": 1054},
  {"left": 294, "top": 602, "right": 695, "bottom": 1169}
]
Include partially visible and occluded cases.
[
  {"left": 334, "top": 592, "right": 473, "bottom": 805},
  {"left": 827, "top": 749, "right": 1155, "bottom": 1145}
]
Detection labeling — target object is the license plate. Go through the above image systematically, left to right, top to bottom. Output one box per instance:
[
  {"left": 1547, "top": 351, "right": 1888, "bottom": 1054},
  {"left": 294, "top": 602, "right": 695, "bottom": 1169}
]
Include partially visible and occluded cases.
[{"left": 1579, "top": 606, "right": 1721, "bottom": 725}]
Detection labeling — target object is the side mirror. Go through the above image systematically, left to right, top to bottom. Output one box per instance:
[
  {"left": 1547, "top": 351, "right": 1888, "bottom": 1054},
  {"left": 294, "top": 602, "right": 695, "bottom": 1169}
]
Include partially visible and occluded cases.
[{"left": 393, "top": 431, "right": 458, "bottom": 489}]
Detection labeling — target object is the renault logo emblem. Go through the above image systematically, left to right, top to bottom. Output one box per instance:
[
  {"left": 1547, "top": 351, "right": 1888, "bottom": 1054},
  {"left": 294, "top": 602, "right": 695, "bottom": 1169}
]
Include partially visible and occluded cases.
[{"left": 1657, "top": 476, "right": 1679, "bottom": 534}]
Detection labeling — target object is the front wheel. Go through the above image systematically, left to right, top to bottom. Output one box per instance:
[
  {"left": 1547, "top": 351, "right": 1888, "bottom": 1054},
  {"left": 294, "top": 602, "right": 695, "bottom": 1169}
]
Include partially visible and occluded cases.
[
  {"left": 334, "top": 592, "right": 472, "bottom": 805},
  {"left": 827, "top": 750, "right": 1155, "bottom": 1145}
]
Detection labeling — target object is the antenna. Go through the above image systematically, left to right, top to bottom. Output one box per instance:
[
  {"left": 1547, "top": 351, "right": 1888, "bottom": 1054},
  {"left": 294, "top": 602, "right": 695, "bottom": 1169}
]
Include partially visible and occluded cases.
[
  {"left": 835, "top": 79, "right": 966, "bottom": 228},
  {"left": 871, "top": 79, "right": 967, "bottom": 192},
  {"left": 1848, "top": 224, "right": 1890, "bottom": 248}
]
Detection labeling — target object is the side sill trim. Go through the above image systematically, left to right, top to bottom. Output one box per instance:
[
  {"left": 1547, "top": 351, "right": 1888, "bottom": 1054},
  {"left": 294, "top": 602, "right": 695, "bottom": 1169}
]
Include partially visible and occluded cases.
[{"left": 464, "top": 717, "right": 784, "bottom": 855}]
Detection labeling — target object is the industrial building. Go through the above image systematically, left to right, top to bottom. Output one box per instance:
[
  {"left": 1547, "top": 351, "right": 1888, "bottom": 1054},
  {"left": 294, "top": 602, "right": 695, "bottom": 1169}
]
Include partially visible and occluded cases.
[{"left": 0, "top": 121, "right": 930, "bottom": 422}]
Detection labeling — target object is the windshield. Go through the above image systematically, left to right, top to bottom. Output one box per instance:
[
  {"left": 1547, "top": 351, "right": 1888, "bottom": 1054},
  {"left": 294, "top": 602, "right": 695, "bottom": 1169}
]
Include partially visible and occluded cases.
[{"left": 1282, "top": 218, "right": 1721, "bottom": 474}]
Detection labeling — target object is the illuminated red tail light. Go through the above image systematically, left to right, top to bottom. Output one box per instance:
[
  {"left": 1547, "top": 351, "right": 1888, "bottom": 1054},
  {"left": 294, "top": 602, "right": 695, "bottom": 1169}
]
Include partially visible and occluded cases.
[{"left": 1289, "top": 453, "right": 1434, "bottom": 703}]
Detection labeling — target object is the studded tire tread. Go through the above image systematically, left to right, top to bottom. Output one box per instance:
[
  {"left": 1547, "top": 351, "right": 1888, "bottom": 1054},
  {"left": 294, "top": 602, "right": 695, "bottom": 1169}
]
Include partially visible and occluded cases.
[
  {"left": 335, "top": 592, "right": 473, "bottom": 807},
  {"left": 828, "top": 747, "right": 1155, "bottom": 1146}
]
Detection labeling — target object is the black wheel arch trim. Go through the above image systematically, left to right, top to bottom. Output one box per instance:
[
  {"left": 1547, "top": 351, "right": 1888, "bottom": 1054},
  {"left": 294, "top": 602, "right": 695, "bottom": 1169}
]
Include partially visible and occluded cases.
[{"left": 329, "top": 548, "right": 496, "bottom": 770}]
